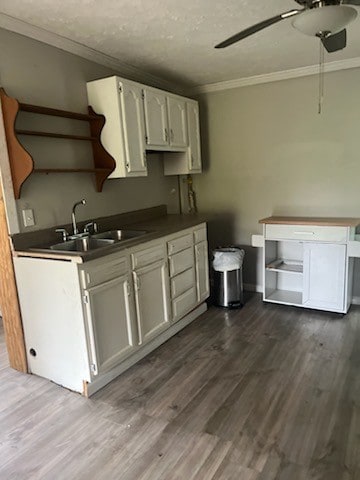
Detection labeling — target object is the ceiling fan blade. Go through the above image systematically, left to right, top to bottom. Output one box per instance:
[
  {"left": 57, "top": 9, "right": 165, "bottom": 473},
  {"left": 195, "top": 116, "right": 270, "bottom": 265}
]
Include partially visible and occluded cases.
[
  {"left": 343, "top": 0, "right": 360, "bottom": 5},
  {"left": 215, "top": 9, "right": 302, "bottom": 48},
  {"left": 321, "top": 29, "right": 347, "bottom": 53}
]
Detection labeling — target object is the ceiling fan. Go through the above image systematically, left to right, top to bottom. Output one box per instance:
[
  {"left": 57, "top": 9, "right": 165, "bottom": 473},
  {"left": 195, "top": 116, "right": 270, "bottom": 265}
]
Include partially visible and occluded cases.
[{"left": 215, "top": 0, "right": 360, "bottom": 53}]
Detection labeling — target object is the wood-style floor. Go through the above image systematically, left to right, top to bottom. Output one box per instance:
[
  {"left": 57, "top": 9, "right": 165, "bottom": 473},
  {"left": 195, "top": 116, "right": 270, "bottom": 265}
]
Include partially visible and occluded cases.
[{"left": 1, "top": 294, "right": 360, "bottom": 480}]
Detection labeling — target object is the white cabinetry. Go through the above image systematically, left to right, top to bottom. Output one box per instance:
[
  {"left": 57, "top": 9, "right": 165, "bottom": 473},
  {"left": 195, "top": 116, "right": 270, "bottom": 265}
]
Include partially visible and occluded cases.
[
  {"left": 87, "top": 75, "right": 202, "bottom": 176},
  {"left": 87, "top": 76, "right": 147, "bottom": 178},
  {"left": 143, "top": 87, "right": 187, "bottom": 150},
  {"left": 143, "top": 89, "right": 168, "bottom": 147},
  {"left": 167, "top": 96, "right": 188, "bottom": 148},
  {"left": 163, "top": 100, "right": 202, "bottom": 175},
  {"left": 186, "top": 100, "right": 202, "bottom": 172},
  {"left": 259, "top": 218, "right": 355, "bottom": 313},
  {"left": 14, "top": 222, "right": 209, "bottom": 396},
  {"left": 167, "top": 224, "right": 209, "bottom": 321},
  {"left": 195, "top": 241, "right": 210, "bottom": 303},
  {"left": 131, "top": 242, "right": 170, "bottom": 344},
  {"left": 303, "top": 243, "right": 346, "bottom": 311},
  {"left": 82, "top": 257, "right": 138, "bottom": 375}
]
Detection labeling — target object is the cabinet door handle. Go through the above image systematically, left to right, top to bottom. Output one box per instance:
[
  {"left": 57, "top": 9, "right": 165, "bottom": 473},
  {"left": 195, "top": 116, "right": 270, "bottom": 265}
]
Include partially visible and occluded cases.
[
  {"left": 164, "top": 128, "right": 168, "bottom": 142},
  {"left": 170, "top": 129, "right": 174, "bottom": 142},
  {"left": 126, "top": 161, "right": 130, "bottom": 171},
  {"left": 294, "top": 231, "right": 315, "bottom": 235},
  {"left": 134, "top": 273, "right": 140, "bottom": 291}
]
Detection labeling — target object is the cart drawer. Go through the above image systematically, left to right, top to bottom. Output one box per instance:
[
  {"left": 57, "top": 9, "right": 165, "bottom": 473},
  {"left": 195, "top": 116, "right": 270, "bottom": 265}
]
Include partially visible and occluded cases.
[{"left": 265, "top": 224, "right": 347, "bottom": 243}]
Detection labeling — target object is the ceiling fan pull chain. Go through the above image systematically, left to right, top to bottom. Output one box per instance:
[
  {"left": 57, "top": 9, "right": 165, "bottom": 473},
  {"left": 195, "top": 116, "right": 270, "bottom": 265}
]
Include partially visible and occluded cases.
[{"left": 318, "top": 40, "right": 325, "bottom": 114}]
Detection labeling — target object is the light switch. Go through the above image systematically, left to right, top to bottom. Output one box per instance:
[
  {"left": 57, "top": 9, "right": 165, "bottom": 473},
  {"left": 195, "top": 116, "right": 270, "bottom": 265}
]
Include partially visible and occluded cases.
[{"left": 22, "top": 208, "right": 35, "bottom": 227}]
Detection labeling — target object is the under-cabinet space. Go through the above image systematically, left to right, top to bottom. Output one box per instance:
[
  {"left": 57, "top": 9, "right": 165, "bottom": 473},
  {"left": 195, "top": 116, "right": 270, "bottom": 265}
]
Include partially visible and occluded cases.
[
  {"left": 264, "top": 240, "right": 303, "bottom": 307},
  {"left": 264, "top": 269, "right": 303, "bottom": 306}
]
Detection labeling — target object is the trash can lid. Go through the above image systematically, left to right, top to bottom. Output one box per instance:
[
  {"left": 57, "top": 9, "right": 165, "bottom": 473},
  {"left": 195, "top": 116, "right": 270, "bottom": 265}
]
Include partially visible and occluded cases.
[
  {"left": 212, "top": 247, "right": 245, "bottom": 272},
  {"left": 213, "top": 247, "right": 241, "bottom": 253}
]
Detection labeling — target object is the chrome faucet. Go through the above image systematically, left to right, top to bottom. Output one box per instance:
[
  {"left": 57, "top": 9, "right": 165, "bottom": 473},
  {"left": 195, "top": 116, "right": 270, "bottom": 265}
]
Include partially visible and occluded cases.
[{"left": 71, "top": 199, "right": 86, "bottom": 235}]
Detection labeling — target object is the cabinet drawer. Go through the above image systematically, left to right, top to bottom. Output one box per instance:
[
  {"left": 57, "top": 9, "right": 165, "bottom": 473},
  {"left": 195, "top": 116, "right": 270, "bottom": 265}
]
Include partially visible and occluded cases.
[
  {"left": 265, "top": 224, "right": 348, "bottom": 243},
  {"left": 194, "top": 225, "right": 207, "bottom": 244},
  {"left": 167, "top": 232, "right": 193, "bottom": 255},
  {"left": 132, "top": 243, "right": 164, "bottom": 269},
  {"left": 169, "top": 247, "right": 194, "bottom": 277},
  {"left": 80, "top": 255, "right": 128, "bottom": 288},
  {"left": 171, "top": 267, "right": 195, "bottom": 299},
  {"left": 172, "top": 287, "right": 197, "bottom": 322}
]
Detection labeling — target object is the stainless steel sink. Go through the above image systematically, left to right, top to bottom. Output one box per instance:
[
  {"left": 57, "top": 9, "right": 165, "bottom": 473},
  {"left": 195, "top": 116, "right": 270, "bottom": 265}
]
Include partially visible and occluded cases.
[
  {"left": 92, "top": 229, "right": 148, "bottom": 241},
  {"left": 50, "top": 237, "right": 115, "bottom": 252}
]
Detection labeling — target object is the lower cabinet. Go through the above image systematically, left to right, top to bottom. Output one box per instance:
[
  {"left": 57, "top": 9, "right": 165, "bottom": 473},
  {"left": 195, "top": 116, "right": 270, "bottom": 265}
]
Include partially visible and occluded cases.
[
  {"left": 14, "top": 222, "right": 210, "bottom": 396},
  {"left": 303, "top": 243, "right": 346, "bottom": 311},
  {"left": 133, "top": 258, "right": 171, "bottom": 344},
  {"left": 83, "top": 273, "right": 137, "bottom": 376}
]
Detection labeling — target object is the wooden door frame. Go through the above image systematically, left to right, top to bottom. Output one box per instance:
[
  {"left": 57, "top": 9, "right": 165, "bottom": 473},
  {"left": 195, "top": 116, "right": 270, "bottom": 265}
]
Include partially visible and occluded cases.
[{"left": 0, "top": 97, "right": 27, "bottom": 372}]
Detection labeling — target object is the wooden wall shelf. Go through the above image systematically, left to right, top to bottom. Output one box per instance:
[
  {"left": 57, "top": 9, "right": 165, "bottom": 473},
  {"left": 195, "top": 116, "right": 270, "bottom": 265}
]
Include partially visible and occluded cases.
[
  {"left": 0, "top": 88, "right": 115, "bottom": 198},
  {"left": 15, "top": 130, "right": 98, "bottom": 142}
]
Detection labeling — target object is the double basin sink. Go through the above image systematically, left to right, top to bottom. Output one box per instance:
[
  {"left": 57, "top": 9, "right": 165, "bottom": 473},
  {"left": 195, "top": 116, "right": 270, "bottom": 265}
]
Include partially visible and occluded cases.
[{"left": 49, "top": 229, "right": 148, "bottom": 252}]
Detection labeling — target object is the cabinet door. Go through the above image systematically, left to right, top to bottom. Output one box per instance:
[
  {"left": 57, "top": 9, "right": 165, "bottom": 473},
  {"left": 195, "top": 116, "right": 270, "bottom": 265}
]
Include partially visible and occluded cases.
[
  {"left": 119, "top": 81, "right": 147, "bottom": 175},
  {"left": 143, "top": 89, "right": 168, "bottom": 147},
  {"left": 167, "top": 96, "right": 187, "bottom": 148},
  {"left": 187, "top": 101, "right": 202, "bottom": 172},
  {"left": 195, "top": 241, "right": 210, "bottom": 302},
  {"left": 303, "top": 243, "right": 346, "bottom": 311},
  {"left": 133, "top": 260, "right": 171, "bottom": 344},
  {"left": 84, "top": 274, "right": 137, "bottom": 376}
]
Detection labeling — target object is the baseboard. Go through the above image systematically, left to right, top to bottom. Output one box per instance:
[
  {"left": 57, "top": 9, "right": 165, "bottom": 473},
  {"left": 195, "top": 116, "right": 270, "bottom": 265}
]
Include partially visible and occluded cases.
[
  {"left": 244, "top": 283, "right": 263, "bottom": 293},
  {"left": 351, "top": 296, "right": 360, "bottom": 305}
]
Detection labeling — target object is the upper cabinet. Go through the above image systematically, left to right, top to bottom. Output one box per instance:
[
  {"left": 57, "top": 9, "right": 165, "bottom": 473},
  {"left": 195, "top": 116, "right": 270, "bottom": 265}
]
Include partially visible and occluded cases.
[
  {"left": 87, "top": 76, "right": 201, "bottom": 178},
  {"left": 87, "top": 77, "right": 147, "bottom": 178},
  {"left": 143, "top": 88, "right": 187, "bottom": 150},
  {"left": 143, "top": 89, "right": 168, "bottom": 148},
  {"left": 167, "top": 96, "right": 188, "bottom": 149},
  {"left": 163, "top": 99, "right": 202, "bottom": 175},
  {"left": 186, "top": 100, "right": 202, "bottom": 172}
]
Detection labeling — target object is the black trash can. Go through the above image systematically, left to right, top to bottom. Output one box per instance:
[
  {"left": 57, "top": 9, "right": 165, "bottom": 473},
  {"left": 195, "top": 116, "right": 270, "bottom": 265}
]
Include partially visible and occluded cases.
[{"left": 212, "top": 247, "right": 244, "bottom": 308}]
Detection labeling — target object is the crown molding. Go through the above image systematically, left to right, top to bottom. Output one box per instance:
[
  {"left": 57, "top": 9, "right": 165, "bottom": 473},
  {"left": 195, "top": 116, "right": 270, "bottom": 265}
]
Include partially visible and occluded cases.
[
  {"left": 0, "top": 13, "right": 179, "bottom": 93},
  {"left": 190, "top": 56, "right": 360, "bottom": 94}
]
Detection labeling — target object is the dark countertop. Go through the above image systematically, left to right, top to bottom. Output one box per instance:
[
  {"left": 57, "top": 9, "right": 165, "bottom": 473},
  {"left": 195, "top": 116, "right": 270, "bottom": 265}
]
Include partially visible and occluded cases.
[{"left": 12, "top": 206, "right": 208, "bottom": 263}]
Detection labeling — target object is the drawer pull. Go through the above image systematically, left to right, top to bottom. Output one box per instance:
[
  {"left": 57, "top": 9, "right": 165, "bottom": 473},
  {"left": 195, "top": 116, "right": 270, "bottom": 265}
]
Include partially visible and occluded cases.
[{"left": 293, "top": 231, "right": 315, "bottom": 235}]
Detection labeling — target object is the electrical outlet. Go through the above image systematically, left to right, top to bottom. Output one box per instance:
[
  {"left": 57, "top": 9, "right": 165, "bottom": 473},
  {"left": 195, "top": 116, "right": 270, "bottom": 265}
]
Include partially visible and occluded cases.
[{"left": 22, "top": 209, "right": 35, "bottom": 227}]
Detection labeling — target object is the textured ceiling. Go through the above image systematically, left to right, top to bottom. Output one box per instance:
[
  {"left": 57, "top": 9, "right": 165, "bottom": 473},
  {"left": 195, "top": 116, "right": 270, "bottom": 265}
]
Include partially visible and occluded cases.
[{"left": 1, "top": 0, "right": 360, "bottom": 88}]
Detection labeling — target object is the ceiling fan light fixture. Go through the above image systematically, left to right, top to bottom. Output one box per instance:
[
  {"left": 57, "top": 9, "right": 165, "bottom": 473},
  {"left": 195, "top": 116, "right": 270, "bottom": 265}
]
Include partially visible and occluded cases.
[{"left": 292, "top": 5, "right": 357, "bottom": 36}]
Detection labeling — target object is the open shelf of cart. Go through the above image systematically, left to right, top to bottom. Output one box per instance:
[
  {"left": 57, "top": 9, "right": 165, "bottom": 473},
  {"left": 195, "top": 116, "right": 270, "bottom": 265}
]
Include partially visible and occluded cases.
[{"left": 265, "top": 259, "right": 303, "bottom": 275}]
